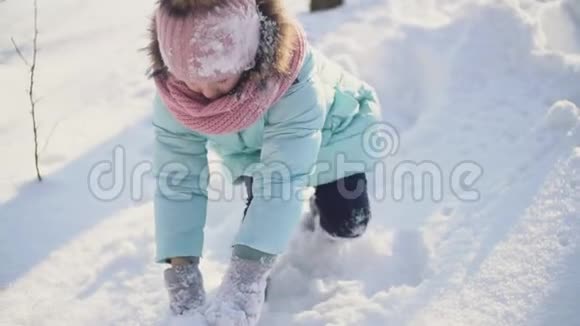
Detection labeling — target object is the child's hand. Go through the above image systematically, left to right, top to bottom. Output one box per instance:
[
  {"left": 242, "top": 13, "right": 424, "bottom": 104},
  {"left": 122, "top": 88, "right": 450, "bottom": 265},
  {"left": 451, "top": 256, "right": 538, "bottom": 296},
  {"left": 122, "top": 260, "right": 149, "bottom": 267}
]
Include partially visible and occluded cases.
[
  {"left": 204, "top": 256, "right": 274, "bottom": 326},
  {"left": 165, "top": 260, "right": 206, "bottom": 315}
]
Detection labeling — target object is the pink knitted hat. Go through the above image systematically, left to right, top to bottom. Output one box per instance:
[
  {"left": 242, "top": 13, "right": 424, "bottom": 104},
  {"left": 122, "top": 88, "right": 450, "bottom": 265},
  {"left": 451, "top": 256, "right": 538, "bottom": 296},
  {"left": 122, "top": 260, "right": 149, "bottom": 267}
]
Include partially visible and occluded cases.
[
  {"left": 151, "top": 0, "right": 308, "bottom": 134},
  {"left": 155, "top": 0, "right": 261, "bottom": 83}
]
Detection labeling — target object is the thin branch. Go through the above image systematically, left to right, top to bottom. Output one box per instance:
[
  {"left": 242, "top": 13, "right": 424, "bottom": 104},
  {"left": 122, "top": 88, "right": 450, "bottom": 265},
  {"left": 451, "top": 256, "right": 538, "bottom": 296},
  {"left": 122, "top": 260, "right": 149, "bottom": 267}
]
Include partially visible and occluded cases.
[
  {"left": 29, "top": 0, "right": 41, "bottom": 181},
  {"left": 10, "top": 37, "right": 30, "bottom": 66},
  {"left": 39, "top": 120, "right": 62, "bottom": 155}
]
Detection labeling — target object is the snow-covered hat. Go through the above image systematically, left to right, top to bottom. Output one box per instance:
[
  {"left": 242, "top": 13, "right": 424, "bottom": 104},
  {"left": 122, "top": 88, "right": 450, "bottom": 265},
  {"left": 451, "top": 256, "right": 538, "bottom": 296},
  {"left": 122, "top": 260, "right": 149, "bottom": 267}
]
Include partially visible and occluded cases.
[{"left": 155, "top": 0, "right": 261, "bottom": 83}]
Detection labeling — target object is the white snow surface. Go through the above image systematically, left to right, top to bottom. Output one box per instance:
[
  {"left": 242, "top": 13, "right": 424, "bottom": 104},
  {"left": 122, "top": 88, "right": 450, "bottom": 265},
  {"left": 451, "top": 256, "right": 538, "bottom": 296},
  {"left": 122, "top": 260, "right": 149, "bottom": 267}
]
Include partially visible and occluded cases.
[{"left": 2, "top": 0, "right": 580, "bottom": 325}]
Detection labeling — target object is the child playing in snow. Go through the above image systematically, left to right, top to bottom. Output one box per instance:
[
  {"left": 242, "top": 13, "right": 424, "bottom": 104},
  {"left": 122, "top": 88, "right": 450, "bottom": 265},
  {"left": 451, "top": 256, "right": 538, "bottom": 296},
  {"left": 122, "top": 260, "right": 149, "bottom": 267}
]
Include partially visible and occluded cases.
[{"left": 148, "top": 0, "right": 381, "bottom": 324}]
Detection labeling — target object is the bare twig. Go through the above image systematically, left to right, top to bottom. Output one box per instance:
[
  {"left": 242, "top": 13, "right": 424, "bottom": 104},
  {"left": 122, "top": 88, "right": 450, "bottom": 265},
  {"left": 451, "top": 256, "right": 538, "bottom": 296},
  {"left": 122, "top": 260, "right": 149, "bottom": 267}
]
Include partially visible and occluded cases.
[
  {"left": 14, "top": 0, "right": 42, "bottom": 181},
  {"left": 30, "top": 0, "right": 41, "bottom": 181},
  {"left": 10, "top": 37, "right": 30, "bottom": 66},
  {"left": 40, "top": 120, "right": 62, "bottom": 155}
]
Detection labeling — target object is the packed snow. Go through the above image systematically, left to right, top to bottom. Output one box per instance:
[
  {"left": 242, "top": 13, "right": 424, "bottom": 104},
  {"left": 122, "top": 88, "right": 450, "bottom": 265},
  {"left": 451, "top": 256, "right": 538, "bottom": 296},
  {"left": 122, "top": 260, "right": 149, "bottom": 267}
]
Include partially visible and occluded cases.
[{"left": 1, "top": 0, "right": 580, "bottom": 325}]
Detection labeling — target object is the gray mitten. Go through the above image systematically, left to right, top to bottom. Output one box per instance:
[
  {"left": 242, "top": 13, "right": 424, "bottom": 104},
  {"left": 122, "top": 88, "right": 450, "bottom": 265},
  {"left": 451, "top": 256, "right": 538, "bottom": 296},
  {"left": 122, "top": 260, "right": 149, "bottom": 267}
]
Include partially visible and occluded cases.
[
  {"left": 204, "top": 256, "right": 275, "bottom": 326},
  {"left": 164, "top": 261, "right": 206, "bottom": 315}
]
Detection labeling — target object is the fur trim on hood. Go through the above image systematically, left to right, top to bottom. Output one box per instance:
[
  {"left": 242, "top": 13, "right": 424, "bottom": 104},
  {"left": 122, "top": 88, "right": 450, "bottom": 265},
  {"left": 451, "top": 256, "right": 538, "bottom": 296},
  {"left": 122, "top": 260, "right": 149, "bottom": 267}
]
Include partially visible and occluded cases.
[{"left": 147, "top": 0, "right": 298, "bottom": 84}]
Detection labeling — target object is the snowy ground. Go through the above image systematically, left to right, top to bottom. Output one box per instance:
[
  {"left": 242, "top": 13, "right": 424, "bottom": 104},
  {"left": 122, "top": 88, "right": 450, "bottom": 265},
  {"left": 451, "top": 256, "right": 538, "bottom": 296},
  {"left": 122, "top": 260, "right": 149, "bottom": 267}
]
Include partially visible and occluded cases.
[{"left": 2, "top": 0, "right": 580, "bottom": 325}]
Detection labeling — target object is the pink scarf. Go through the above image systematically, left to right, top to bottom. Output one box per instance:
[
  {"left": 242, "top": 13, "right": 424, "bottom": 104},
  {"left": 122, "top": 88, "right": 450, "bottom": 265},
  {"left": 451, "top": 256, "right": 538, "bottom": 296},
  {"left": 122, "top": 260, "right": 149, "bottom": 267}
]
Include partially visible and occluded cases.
[{"left": 154, "top": 27, "right": 306, "bottom": 135}]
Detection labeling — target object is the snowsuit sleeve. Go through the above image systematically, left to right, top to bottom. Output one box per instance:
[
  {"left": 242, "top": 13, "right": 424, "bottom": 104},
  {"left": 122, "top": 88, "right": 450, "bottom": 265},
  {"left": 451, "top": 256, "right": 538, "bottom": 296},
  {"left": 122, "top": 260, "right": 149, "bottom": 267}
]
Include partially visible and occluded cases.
[
  {"left": 234, "top": 80, "right": 326, "bottom": 254},
  {"left": 152, "top": 95, "right": 209, "bottom": 263}
]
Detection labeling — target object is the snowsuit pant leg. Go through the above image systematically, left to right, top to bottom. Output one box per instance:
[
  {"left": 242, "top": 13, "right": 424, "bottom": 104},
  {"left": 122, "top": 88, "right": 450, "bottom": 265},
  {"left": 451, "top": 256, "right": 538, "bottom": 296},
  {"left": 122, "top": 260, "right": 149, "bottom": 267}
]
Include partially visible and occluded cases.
[{"left": 242, "top": 173, "right": 371, "bottom": 239}]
